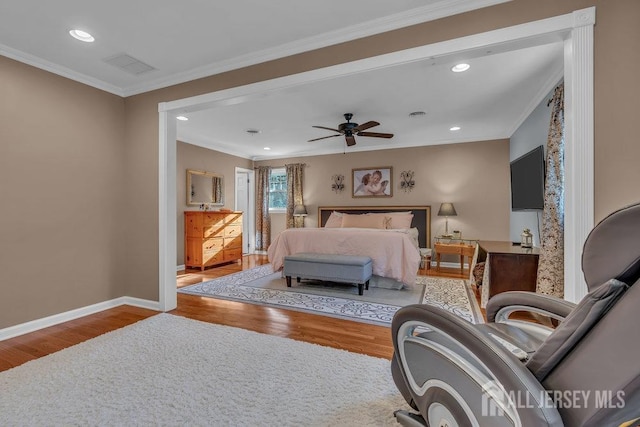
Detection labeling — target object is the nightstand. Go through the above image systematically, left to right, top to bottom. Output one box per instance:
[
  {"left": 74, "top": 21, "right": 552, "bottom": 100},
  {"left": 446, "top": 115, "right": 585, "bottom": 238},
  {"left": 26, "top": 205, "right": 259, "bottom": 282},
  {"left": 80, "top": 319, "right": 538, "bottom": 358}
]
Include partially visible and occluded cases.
[{"left": 434, "top": 240, "right": 476, "bottom": 273}]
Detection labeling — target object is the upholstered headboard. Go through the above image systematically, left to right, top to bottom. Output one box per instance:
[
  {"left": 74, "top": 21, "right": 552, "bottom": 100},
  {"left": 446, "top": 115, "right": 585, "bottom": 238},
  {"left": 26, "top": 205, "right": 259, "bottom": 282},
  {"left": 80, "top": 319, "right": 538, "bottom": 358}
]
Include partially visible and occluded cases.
[{"left": 318, "top": 205, "right": 432, "bottom": 248}]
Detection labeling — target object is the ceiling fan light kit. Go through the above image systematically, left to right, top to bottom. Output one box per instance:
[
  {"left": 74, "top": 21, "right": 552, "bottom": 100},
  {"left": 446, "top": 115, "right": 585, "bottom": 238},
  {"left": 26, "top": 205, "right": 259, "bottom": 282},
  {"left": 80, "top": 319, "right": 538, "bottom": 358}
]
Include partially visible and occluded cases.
[{"left": 309, "top": 113, "right": 393, "bottom": 146}]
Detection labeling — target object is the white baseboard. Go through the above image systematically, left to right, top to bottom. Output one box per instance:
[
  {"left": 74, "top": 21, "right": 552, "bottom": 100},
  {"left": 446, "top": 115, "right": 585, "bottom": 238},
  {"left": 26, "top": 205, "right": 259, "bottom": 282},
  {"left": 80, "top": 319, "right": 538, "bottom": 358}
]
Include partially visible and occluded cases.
[
  {"left": 176, "top": 264, "right": 185, "bottom": 272},
  {"left": 0, "top": 297, "right": 161, "bottom": 342}
]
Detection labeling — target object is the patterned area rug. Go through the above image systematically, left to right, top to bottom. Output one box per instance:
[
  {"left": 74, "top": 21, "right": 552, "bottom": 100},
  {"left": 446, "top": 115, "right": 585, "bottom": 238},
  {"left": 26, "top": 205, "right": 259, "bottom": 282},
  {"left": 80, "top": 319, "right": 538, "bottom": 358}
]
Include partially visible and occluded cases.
[
  {"left": 179, "top": 265, "right": 484, "bottom": 325},
  {"left": 417, "top": 276, "right": 484, "bottom": 324}
]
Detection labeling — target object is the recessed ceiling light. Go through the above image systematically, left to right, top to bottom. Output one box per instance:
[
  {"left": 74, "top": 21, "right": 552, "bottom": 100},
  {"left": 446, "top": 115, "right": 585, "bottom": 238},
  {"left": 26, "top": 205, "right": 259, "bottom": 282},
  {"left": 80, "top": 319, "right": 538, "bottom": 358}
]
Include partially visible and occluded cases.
[
  {"left": 69, "top": 29, "right": 95, "bottom": 43},
  {"left": 451, "top": 63, "right": 470, "bottom": 73},
  {"left": 176, "top": 116, "right": 189, "bottom": 121},
  {"left": 450, "top": 126, "right": 461, "bottom": 131},
  {"left": 263, "top": 147, "right": 271, "bottom": 151}
]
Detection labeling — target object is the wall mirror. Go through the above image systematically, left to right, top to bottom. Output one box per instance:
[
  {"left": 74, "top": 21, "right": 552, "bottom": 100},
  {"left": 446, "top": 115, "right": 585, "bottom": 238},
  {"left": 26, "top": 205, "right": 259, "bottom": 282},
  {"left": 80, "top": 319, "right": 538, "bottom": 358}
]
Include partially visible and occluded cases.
[{"left": 187, "top": 169, "right": 224, "bottom": 206}]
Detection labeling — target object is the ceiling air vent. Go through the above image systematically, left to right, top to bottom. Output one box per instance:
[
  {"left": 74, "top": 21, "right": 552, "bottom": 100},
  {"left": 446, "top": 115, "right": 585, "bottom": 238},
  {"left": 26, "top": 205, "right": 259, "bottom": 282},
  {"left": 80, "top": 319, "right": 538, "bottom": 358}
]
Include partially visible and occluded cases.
[{"left": 103, "top": 53, "right": 156, "bottom": 75}]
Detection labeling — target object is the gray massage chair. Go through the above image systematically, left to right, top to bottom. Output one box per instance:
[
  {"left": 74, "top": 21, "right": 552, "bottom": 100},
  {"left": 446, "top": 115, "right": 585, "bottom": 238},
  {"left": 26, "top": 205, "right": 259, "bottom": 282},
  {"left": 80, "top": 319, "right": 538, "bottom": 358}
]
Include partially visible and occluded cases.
[{"left": 391, "top": 202, "right": 640, "bottom": 427}]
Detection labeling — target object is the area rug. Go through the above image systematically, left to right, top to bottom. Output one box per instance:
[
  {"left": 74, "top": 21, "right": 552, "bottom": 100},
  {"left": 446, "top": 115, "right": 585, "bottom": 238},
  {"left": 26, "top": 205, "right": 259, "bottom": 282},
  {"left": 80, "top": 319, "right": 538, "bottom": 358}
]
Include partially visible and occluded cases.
[
  {"left": 179, "top": 265, "right": 484, "bottom": 325},
  {"left": 417, "top": 276, "right": 484, "bottom": 324},
  {"left": 0, "top": 314, "right": 411, "bottom": 426}
]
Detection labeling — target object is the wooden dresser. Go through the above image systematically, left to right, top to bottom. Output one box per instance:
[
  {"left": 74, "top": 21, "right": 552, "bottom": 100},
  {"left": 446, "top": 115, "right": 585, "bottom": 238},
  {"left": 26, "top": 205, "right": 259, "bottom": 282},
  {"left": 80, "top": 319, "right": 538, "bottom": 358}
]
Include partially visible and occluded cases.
[{"left": 184, "top": 211, "right": 243, "bottom": 270}]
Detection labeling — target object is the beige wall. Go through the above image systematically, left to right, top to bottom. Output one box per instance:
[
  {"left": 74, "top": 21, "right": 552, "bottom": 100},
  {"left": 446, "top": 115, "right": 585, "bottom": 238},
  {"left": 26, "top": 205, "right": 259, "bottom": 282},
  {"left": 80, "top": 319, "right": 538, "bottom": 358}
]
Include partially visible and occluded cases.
[
  {"left": 2, "top": 0, "right": 640, "bottom": 328},
  {"left": 0, "top": 56, "right": 126, "bottom": 328},
  {"left": 256, "top": 140, "right": 510, "bottom": 243},
  {"left": 176, "top": 141, "right": 253, "bottom": 264}
]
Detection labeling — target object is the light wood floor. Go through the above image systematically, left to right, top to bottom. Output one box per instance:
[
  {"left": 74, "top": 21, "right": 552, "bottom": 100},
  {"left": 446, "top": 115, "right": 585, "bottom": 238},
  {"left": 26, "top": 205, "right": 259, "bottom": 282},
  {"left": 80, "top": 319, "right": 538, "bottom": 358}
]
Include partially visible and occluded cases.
[{"left": 0, "top": 255, "right": 476, "bottom": 373}]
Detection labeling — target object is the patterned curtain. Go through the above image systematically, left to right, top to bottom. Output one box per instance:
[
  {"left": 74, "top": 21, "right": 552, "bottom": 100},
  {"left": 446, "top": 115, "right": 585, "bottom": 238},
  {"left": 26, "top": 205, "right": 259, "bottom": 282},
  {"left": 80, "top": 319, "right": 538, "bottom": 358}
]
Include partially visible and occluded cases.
[
  {"left": 536, "top": 84, "right": 565, "bottom": 297},
  {"left": 285, "top": 163, "right": 305, "bottom": 228},
  {"left": 255, "top": 166, "right": 271, "bottom": 251},
  {"left": 212, "top": 177, "right": 223, "bottom": 203}
]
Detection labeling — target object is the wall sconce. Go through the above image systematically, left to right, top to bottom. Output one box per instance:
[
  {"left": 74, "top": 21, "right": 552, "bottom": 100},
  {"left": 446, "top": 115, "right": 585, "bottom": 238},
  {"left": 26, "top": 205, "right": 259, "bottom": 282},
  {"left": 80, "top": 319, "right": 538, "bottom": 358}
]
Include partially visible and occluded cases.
[
  {"left": 400, "top": 170, "right": 415, "bottom": 192},
  {"left": 331, "top": 174, "right": 345, "bottom": 193}
]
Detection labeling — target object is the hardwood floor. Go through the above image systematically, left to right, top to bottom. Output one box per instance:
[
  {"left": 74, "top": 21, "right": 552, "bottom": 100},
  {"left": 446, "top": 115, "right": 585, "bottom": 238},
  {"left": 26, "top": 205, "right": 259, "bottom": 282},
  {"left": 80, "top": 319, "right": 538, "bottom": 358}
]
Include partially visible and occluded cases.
[{"left": 0, "top": 255, "right": 476, "bottom": 373}]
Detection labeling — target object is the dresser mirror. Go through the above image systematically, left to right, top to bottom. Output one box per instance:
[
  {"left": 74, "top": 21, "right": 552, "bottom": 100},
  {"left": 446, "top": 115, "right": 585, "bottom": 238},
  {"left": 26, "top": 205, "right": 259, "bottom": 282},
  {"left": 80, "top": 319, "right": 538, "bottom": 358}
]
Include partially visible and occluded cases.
[{"left": 187, "top": 169, "right": 224, "bottom": 206}]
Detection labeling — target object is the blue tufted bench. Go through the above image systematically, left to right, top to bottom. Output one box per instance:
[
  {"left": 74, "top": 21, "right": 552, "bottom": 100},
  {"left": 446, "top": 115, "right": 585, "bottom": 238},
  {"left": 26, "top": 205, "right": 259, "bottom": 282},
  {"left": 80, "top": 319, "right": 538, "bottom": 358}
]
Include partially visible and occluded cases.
[{"left": 283, "top": 253, "right": 373, "bottom": 295}]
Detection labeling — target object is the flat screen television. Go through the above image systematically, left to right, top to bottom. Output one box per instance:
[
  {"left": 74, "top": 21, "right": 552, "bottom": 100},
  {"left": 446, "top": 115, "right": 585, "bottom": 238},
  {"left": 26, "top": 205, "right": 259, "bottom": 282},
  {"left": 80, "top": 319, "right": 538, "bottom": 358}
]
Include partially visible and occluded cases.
[{"left": 510, "top": 145, "right": 545, "bottom": 211}]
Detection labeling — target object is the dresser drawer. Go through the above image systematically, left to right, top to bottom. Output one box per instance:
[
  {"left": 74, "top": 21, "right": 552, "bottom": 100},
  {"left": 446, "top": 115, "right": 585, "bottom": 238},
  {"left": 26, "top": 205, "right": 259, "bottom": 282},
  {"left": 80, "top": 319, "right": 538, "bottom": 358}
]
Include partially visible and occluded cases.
[
  {"left": 226, "top": 212, "right": 243, "bottom": 225},
  {"left": 203, "top": 213, "right": 226, "bottom": 227},
  {"left": 203, "top": 224, "right": 225, "bottom": 238},
  {"left": 224, "top": 225, "right": 242, "bottom": 238},
  {"left": 224, "top": 236, "right": 242, "bottom": 249},
  {"left": 202, "top": 238, "right": 224, "bottom": 252},
  {"left": 435, "top": 243, "right": 463, "bottom": 255},
  {"left": 224, "top": 248, "right": 243, "bottom": 261},
  {"left": 203, "top": 251, "right": 225, "bottom": 266}
]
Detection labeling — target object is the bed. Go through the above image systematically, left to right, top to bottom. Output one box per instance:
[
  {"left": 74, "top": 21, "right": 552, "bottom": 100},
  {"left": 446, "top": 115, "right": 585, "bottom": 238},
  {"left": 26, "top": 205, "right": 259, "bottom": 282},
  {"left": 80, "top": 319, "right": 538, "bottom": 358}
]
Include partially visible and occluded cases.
[{"left": 267, "top": 206, "right": 431, "bottom": 289}]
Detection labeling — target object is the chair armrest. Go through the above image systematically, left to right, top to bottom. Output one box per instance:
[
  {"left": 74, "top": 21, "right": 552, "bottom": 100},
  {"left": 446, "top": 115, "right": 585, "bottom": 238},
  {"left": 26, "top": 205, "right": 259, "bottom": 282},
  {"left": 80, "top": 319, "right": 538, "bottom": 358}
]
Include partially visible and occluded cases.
[
  {"left": 486, "top": 291, "right": 576, "bottom": 323},
  {"left": 392, "top": 304, "right": 563, "bottom": 426}
]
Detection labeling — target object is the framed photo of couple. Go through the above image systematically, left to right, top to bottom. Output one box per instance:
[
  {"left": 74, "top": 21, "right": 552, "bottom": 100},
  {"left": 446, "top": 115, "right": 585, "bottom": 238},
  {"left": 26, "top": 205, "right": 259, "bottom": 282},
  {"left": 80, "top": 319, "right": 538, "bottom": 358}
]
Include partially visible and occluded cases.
[{"left": 352, "top": 167, "right": 393, "bottom": 198}]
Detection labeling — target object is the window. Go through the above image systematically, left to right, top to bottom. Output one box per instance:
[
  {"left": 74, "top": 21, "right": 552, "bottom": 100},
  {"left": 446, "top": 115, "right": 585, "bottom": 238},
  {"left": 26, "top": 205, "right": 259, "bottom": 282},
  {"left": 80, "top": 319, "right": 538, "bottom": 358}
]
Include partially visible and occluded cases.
[{"left": 268, "top": 168, "right": 287, "bottom": 211}]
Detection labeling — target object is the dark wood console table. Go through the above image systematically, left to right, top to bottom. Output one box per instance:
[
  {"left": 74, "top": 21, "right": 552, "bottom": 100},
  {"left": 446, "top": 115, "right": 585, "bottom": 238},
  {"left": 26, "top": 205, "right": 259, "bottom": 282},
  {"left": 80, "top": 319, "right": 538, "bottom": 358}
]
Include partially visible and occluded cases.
[{"left": 478, "top": 241, "right": 540, "bottom": 307}]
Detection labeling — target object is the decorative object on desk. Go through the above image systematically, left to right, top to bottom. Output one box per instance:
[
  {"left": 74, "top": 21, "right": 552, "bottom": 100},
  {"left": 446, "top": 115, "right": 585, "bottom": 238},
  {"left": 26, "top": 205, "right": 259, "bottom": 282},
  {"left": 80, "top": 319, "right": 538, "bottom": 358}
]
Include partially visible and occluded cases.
[
  {"left": 352, "top": 167, "right": 392, "bottom": 198},
  {"left": 400, "top": 170, "right": 415, "bottom": 192},
  {"left": 331, "top": 174, "right": 345, "bottom": 193},
  {"left": 437, "top": 202, "right": 457, "bottom": 238},
  {"left": 521, "top": 228, "right": 533, "bottom": 248},
  {"left": 452, "top": 230, "right": 461, "bottom": 239}
]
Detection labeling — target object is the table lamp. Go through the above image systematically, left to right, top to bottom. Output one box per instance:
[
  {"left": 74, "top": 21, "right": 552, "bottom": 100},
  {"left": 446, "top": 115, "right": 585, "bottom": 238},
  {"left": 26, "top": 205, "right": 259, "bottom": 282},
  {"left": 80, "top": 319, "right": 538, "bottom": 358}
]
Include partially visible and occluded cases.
[
  {"left": 437, "top": 202, "right": 457, "bottom": 238},
  {"left": 293, "top": 204, "right": 308, "bottom": 217},
  {"left": 293, "top": 204, "right": 308, "bottom": 228}
]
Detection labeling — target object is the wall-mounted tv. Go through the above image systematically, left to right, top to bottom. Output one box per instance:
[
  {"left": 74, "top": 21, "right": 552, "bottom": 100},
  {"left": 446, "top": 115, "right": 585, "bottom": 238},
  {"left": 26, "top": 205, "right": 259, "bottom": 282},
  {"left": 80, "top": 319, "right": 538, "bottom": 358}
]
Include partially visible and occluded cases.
[{"left": 510, "top": 145, "right": 545, "bottom": 211}]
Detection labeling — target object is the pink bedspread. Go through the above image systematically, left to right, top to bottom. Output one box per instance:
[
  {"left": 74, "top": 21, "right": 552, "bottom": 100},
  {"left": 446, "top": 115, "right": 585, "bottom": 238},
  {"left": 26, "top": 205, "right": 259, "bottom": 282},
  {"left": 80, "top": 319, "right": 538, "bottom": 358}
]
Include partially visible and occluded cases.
[{"left": 267, "top": 228, "right": 421, "bottom": 287}]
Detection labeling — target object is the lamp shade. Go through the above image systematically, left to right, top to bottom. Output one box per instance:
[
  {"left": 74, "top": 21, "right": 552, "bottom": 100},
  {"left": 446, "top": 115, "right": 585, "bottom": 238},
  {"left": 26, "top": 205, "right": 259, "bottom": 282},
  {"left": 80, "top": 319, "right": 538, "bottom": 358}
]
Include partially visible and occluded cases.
[
  {"left": 437, "top": 202, "right": 457, "bottom": 217},
  {"left": 293, "top": 204, "right": 308, "bottom": 216}
]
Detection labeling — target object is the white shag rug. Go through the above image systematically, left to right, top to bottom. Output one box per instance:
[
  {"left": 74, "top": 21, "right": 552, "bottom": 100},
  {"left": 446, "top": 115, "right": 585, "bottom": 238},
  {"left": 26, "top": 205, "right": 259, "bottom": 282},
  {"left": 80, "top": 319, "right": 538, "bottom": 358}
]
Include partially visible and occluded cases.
[
  {"left": 179, "top": 265, "right": 484, "bottom": 325},
  {"left": 0, "top": 314, "right": 411, "bottom": 426}
]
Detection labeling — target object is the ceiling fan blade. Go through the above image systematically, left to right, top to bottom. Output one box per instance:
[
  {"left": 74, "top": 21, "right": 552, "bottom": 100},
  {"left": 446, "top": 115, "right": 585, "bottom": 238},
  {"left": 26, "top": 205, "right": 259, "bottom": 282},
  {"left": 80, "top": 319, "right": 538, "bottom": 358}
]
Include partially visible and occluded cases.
[
  {"left": 354, "top": 121, "right": 379, "bottom": 132},
  {"left": 312, "top": 125, "right": 342, "bottom": 133},
  {"left": 357, "top": 132, "right": 394, "bottom": 139},
  {"left": 308, "top": 134, "right": 341, "bottom": 142},
  {"left": 345, "top": 135, "right": 356, "bottom": 146}
]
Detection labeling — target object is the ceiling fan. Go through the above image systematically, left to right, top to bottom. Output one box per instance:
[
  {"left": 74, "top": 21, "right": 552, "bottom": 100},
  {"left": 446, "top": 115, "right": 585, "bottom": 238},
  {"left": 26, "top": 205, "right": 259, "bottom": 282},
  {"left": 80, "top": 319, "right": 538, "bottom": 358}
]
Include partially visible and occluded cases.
[{"left": 308, "top": 113, "right": 394, "bottom": 146}]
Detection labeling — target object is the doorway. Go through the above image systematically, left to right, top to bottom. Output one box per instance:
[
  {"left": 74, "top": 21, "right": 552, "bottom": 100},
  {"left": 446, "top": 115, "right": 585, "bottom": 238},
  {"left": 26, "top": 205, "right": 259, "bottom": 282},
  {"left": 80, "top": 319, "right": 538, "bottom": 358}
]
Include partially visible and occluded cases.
[
  {"left": 158, "top": 8, "right": 595, "bottom": 311},
  {"left": 235, "top": 167, "right": 255, "bottom": 254}
]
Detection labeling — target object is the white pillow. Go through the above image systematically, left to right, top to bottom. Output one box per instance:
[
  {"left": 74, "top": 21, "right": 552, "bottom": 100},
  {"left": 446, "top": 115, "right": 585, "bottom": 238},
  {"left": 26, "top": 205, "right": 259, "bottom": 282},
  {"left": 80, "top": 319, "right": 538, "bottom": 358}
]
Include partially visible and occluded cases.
[
  {"left": 324, "top": 211, "right": 343, "bottom": 228},
  {"left": 341, "top": 213, "right": 390, "bottom": 229}
]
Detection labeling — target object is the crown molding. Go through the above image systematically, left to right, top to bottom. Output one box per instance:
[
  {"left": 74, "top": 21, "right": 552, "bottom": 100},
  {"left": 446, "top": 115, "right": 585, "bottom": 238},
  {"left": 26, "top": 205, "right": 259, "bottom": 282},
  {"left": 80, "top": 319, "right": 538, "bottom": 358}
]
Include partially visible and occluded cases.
[
  {"left": 1, "top": 0, "right": 510, "bottom": 97},
  {"left": 122, "top": 0, "right": 511, "bottom": 96},
  {"left": 0, "top": 43, "right": 125, "bottom": 96}
]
